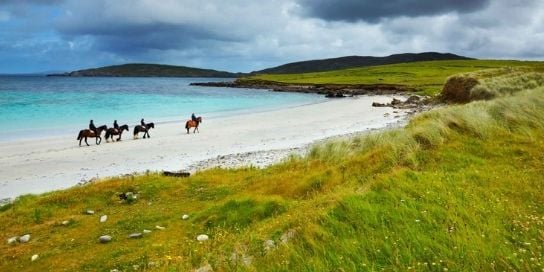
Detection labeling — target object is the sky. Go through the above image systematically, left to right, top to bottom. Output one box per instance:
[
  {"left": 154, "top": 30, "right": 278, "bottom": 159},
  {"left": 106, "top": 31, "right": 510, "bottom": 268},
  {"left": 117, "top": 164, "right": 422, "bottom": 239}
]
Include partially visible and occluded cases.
[{"left": 0, "top": 0, "right": 543, "bottom": 73}]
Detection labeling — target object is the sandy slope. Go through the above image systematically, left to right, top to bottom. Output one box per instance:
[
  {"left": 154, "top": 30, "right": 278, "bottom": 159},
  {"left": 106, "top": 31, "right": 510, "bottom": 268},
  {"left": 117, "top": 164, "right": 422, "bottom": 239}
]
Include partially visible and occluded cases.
[{"left": 0, "top": 95, "right": 408, "bottom": 199}]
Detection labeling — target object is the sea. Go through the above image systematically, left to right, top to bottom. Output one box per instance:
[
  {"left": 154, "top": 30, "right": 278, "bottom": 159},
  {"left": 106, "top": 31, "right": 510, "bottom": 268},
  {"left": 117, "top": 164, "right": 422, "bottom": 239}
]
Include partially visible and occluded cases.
[{"left": 0, "top": 76, "right": 325, "bottom": 142}]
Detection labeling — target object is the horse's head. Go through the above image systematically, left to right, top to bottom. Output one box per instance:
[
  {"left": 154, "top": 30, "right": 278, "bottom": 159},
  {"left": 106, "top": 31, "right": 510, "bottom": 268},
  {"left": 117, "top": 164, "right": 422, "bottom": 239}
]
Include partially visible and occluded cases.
[
  {"left": 147, "top": 123, "right": 155, "bottom": 129},
  {"left": 121, "top": 124, "right": 129, "bottom": 131}
]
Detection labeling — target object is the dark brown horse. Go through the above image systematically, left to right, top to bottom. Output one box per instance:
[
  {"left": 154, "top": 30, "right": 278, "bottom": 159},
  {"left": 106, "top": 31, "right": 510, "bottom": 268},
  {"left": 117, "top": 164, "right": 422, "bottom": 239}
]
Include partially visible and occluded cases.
[
  {"left": 185, "top": 116, "right": 202, "bottom": 134},
  {"left": 133, "top": 122, "right": 154, "bottom": 139},
  {"left": 105, "top": 124, "right": 129, "bottom": 142},
  {"left": 77, "top": 125, "right": 108, "bottom": 146}
]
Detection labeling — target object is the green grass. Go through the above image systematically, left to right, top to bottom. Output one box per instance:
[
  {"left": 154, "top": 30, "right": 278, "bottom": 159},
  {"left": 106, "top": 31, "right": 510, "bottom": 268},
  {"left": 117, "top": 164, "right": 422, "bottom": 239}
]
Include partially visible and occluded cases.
[
  {"left": 246, "top": 60, "right": 544, "bottom": 95},
  {"left": 1, "top": 72, "right": 544, "bottom": 271}
]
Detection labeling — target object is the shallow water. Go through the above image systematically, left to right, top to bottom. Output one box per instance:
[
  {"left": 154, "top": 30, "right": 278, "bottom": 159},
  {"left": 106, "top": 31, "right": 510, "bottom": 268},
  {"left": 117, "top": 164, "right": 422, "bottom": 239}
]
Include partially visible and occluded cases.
[{"left": 0, "top": 76, "right": 325, "bottom": 141}]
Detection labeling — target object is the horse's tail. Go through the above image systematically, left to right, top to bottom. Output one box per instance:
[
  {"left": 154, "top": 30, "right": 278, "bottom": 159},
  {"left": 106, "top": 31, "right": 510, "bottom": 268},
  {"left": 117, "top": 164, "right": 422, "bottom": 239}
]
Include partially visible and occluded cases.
[{"left": 77, "top": 130, "right": 83, "bottom": 140}]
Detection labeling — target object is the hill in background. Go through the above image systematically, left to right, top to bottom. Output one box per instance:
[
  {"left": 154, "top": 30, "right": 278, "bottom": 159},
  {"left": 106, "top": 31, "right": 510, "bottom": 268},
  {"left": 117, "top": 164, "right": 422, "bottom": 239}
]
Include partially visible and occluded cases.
[
  {"left": 254, "top": 52, "right": 473, "bottom": 74},
  {"left": 49, "top": 63, "right": 242, "bottom": 78}
]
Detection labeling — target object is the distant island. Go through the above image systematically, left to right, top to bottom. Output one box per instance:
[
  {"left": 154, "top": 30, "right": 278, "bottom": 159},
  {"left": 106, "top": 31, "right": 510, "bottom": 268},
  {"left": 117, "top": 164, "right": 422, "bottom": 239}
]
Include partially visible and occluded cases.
[
  {"left": 252, "top": 52, "right": 473, "bottom": 74},
  {"left": 47, "top": 63, "right": 243, "bottom": 78}
]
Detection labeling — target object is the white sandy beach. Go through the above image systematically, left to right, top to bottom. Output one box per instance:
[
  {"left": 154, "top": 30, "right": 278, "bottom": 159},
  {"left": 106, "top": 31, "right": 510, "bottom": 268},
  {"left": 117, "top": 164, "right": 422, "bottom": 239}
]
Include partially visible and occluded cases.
[{"left": 0, "top": 95, "right": 410, "bottom": 199}]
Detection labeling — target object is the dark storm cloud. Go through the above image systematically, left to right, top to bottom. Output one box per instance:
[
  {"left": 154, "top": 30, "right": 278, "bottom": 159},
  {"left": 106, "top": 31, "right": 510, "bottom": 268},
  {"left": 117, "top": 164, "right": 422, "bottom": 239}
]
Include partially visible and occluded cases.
[
  {"left": 297, "top": 0, "right": 491, "bottom": 22},
  {"left": 57, "top": 20, "right": 241, "bottom": 56}
]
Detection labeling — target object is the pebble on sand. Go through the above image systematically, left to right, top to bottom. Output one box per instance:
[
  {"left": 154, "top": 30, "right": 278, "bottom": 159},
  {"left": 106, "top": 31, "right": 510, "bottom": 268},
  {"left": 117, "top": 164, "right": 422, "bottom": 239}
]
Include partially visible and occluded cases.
[{"left": 197, "top": 234, "right": 209, "bottom": 242}]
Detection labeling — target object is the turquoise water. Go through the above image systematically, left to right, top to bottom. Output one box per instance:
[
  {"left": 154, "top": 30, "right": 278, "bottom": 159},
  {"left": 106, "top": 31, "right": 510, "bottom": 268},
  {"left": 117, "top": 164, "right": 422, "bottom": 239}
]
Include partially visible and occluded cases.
[{"left": 0, "top": 76, "right": 325, "bottom": 141}]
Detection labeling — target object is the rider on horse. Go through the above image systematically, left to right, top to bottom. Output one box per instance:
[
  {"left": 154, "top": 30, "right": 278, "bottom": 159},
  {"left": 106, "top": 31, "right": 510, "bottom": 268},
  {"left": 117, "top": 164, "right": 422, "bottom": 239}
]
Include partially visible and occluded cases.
[
  {"left": 89, "top": 120, "right": 98, "bottom": 136},
  {"left": 113, "top": 120, "right": 119, "bottom": 133}
]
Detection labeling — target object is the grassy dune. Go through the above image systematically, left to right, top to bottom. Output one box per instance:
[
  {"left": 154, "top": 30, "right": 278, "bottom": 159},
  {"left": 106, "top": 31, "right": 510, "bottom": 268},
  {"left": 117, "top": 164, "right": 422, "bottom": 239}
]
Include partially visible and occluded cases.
[
  {"left": 248, "top": 60, "right": 544, "bottom": 95},
  {"left": 1, "top": 71, "right": 544, "bottom": 271}
]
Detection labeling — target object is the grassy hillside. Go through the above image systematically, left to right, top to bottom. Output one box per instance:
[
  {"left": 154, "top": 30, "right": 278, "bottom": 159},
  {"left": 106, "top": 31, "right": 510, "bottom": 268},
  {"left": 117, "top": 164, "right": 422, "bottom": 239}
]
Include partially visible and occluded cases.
[
  {"left": 253, "top": 52, "right": 471, "bottom": 74},
  {"left": 246, "top": 60, "right": 544, "bottom": 95},
  {"left": 51, "top": 63, "right": 241, "bottom": 78},
  {"left": 1, "top": 71, "right": 544, "bottom": 271}
]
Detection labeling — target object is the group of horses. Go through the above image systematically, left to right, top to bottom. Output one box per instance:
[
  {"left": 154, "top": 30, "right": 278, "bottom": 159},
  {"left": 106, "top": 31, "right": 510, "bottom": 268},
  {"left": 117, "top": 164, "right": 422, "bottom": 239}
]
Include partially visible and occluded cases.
[{"left": 76, "top": 117, "right": 202, "bottom": 146}]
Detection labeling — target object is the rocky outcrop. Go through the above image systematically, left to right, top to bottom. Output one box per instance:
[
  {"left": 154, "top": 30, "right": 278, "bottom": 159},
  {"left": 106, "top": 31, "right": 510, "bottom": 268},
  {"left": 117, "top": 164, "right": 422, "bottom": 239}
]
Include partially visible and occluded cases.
[
  {"left": 191, "top": 79, "right": 415, "bottom": 98},
  {"left": 372, "top": 96, "right": 429, "bottom": 112}
]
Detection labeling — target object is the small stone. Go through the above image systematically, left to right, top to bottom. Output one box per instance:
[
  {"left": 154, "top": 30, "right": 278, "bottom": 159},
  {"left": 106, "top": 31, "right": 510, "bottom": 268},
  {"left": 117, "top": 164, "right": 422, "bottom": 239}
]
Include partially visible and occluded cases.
[
  {"left": 86, "top": 210, "right": 95, "bottom": 215},
  {"left": 182, "top": 214, "right": 189, "bottom": 220},
  {"left": 100, "top": 215, "right": 108, "bottom": 223},
  {"left": 61, "top": 220, "right": 70, "bottom": 226},
  {"left": 155, "top": 225, "right": 165, "bottom": 230},
  {"left": 143, "top": 229, "right": 152, "bottom": 234},
  {"left": 280, "top": 229, "right": 296, "bottom": 244},
  {"left": 128, "top": 233, "right": 143, "bottom": 239},
  {"left": 19, "top": 234, "right": 30, "bottom": 243},
  {"left": 196, "top": 234, "right": 209, "bottom": 242},
  {"left": 99, "top": 235, "right": 112, "bottom": 243},
  {"left": 7, "top": 236, "right": 17, "bottom": 244},
  {"left": 263, "top": 240, "right": 275, "bottom": 251},
  {"left": 31, "top": 254, "right": 39, "bottom": 262},
  {"left": 242, "top": 256, "right": 253, "bottom": 266},
  {"left": 195, "top": 264, "right": 213, "bottom": 272}
]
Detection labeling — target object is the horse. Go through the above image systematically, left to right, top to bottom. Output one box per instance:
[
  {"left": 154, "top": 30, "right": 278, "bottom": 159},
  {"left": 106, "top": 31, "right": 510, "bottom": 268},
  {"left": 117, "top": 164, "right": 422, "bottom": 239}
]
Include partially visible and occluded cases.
[
  {"left": 185, "top": 116, "right": 202, "bottom": 134},
  {"left": 133, "top": 122, "right": 154, "bottom": 139},
  {"left": 104, "top": 124, "right": 129, "bottom": 142},
  {"left": 77, "top": 125, "right": 108, "bottom": 146}
]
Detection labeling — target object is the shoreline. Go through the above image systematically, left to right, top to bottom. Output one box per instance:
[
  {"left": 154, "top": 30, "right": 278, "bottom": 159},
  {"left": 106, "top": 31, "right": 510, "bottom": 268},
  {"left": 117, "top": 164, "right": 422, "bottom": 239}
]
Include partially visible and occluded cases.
[
  {"left": 190, "top": 79, "right": 417, "bottom": 97},
  {"left": 0, "top": 95, "right": 421, "bottom": 201}
]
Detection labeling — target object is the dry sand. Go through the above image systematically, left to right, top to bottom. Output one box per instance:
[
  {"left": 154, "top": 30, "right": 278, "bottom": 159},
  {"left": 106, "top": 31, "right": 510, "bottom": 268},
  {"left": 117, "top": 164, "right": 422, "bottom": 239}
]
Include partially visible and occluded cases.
[{"left": 0, "top": 95, "right": 410, "bottom": 199}]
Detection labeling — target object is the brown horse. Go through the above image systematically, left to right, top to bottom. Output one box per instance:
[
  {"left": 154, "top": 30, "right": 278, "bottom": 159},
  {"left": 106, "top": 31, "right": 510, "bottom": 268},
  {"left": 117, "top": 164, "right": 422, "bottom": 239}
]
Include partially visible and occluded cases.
[
  {"left": 185, "top": 116, "right": 202, "bottom": 134},
  {"left": 133, "top": 122, "right": 154, "bottom": 139},
  {"left": 105, "top": 124, "right": 129, "bottom": 142},
  {"left": 77, "top": 125, "right": 108, "bottom": 146}
]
